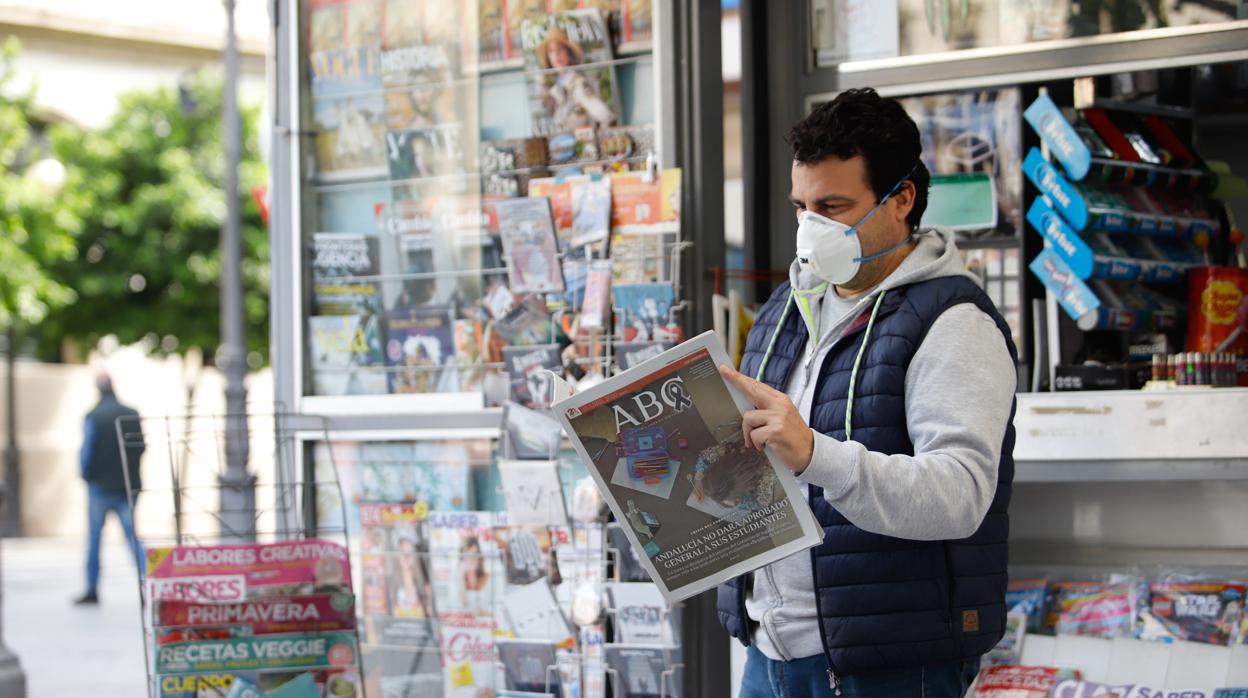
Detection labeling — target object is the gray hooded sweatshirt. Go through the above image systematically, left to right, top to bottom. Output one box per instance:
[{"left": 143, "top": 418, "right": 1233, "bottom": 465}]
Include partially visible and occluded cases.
[{"left": 745, "top": 227, "right": 1017, "bottom": 662}]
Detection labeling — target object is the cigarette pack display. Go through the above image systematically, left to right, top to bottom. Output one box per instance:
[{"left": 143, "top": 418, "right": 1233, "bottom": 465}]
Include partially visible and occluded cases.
[{"left": 497, "top": 197, "right": 565, "bottom": 294}]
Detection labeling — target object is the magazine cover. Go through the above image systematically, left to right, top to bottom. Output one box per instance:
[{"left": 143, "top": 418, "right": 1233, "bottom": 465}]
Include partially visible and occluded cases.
[
  {"left": 520, "top": 10, "right": 620, "bottom": 137},
  {"left": 312, "top": 93, "right": 388, "bottom": 181},
  {"left": 385, "top": 124, "right": 466, "bottom": 180},
  {"left": 609, "top": 169, "right": 681, "bottom": 234},
  {"left": 529, "top": 177, "right": 576, "bottom": 246},
  {"left": 571, "top": 177, "right": 612, "bottom": 250},
  {"left": 497, "top": 197, "right": 565, "bottom": 294},
  {"left": 311, "top": 233, "right": 381, "bottom": 315},
  {"left": 580, "top": 260, "right": 613, "bottom": 329},
  {"left": 612, "top": 283, "right": 682, "bottom": 344},
  {"left": 385, "top": 305, "right": 458, "bottom": 394},
  {"left": 308, "top": 315, "right": 388, "bottom": 396},
  {"left": 552, "top": 332, "right": 823, "bottom": 602},
  {"left": 613, "top": 342, "right": 671, "bottom": 373},
  {"left": 504, "top": 344, "right": 563, "bottom": 410},
  {"left": 502, "top": 401, "right": 564, "bottom": 460},
  {"left": 356, "top": 441, "right": 471, "bottom": 509},
  {"left": 499, "top": 460, "right": 569, "bottom": 527},
  {"left": 359, "top": 503, "right": 436, "bottom": 621},
  {"left": 428, "top": 511, "right": 504, "bottom": 698},
  {"left": 494, "top": 524, "right": 560, "bottom": 587},
  {"left": 606, "top": 524, "right": 649, "bottom": 583},
  {"left": 147, "top": 540, "right": 352, "bottom": 603},
  {"left": 1006, "top": 578, "right": 1048, "bottom": 633},
  {"left": 501, "top": 579, "right": 575, "bottom": 645},
  {"left": 1045, "top": 580, "right": 1138, "bottom": 638},
  {"left": 1138, "top": 581, "right": 1245, "bottom": 645},
  {"left": 605, "top": 583, "right": 671, "bottom": 645},
  {"left": 155, "top": 593, "right": 357, "bottom": 636},
  {"left": 983, "top": 610, "right": 1027, "bottom": 667},
  {"left": 155, "top": 631, "right": 359, "bottom": 674},
  {"left": 496, "top": 639, "right": 560, "bottom": 695},
  {"left": 360, "top": 643, "right": 444, "bottom": 698},
  {"left": 602, "top": 644, "right": 677, "bottom": 698},
  {"left": 972, "top": 667, "right": 1081, "bottom": 698},
  {"left": 158, "top": 669, "right": 361, "bottom": 698},
  {"left": 1049, "top": 681, "right": 1207, "bottom": 698}
]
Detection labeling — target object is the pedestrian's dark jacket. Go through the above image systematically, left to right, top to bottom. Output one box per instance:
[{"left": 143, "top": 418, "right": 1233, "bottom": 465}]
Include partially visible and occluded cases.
[{"left": 81, "top": 391, "right": 144, "bottom": 494}]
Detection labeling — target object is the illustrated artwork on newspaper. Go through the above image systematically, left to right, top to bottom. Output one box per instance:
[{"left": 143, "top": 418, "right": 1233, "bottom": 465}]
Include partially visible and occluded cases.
[{"left": 552, "top": 331, "right": 823, "bottom": 603}]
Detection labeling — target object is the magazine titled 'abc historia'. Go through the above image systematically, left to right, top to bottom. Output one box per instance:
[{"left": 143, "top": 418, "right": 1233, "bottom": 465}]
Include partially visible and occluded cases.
[{"left": 552, "top": 331, "right": 822, "bottom": 603}]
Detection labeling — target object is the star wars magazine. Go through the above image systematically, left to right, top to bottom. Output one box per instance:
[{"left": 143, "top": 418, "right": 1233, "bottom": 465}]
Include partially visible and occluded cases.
[{"left": 552, "top": 331, "right": 822, "bottom": 603}]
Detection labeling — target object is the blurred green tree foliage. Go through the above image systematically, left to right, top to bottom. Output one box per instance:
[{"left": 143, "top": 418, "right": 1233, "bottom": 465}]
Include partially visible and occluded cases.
[
  {"left": 0, "top": 38, "right": 79, "bottom": 333},
  {"left": 40, "top": 67, "right": 270, "bottom": 365}
]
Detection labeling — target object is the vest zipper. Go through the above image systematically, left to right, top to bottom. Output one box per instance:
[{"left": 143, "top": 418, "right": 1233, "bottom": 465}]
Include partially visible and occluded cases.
[{"left": 827, "top": 668, "right": 842, "bottom": 695}]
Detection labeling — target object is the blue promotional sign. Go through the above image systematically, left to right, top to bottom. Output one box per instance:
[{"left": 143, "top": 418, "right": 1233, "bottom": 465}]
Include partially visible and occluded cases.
[
  {"left": 1023, "top": 94, "right": 1092, "bottom": 181},
  {"left": 1023, "top": 147, "right": 1089, "bottom": 231},
  {"left": 1027, "top": 198, "right": 1094, "bottom": 279},
  {"left": 1030, "top": 249, "right": 1101, "bottom": 329}
]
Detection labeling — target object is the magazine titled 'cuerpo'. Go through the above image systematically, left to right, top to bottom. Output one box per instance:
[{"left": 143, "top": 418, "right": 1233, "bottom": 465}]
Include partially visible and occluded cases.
[{"left": 553, "top": 331, "right": 822, "bottom": 603}]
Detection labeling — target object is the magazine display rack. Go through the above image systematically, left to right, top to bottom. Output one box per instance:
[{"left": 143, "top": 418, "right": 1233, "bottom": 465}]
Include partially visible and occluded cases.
[{"left": 117, "top": 410, "right": 363, "bottom": 697}]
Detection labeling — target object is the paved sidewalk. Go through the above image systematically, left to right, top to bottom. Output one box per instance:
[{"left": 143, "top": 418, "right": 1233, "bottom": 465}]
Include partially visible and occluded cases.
[{"left": 2, "top": 537, "right": 147, "bottom": 697}]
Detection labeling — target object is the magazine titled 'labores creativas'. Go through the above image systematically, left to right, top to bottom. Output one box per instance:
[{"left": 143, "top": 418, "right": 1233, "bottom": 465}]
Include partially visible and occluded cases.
[{"left": 552, "top": 331, "right": 823, "bottom": 603}]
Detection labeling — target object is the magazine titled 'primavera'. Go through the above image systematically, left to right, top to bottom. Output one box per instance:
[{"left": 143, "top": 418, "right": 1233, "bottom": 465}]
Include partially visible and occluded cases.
[{"left": 552, "top": 331, "right": 822, "bottom": 603}]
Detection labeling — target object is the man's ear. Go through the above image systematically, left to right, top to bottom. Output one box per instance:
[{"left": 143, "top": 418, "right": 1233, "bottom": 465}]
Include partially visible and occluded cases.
[{"left": 891, "top": 180, "right": 916, "bottom": 226}]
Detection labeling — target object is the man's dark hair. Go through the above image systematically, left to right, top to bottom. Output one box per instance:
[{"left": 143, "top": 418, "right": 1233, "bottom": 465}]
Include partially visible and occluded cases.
[{"left": 786, "top": 88, "right": 930, "bottom": 230}]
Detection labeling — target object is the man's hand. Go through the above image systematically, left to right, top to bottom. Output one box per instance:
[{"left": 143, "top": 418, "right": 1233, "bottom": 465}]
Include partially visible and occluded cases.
[{"left": 719, "top": 364, "right": 814, "bottom": 475}]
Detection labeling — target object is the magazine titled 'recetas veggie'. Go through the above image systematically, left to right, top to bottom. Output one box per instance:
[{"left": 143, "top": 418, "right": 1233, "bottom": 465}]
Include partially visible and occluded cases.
[{"left": 553, "top": 331, "right": 823, "bottom": 603}]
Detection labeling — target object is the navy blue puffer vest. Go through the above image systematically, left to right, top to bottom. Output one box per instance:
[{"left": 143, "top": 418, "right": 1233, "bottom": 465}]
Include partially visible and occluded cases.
[{"left": 716, "top": 275, "right": 1017, "bottom": 677}]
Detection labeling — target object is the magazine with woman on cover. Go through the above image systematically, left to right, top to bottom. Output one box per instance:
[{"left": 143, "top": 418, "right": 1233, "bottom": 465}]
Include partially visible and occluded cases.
[{"left": 551, "top": 332, "right": 822, "bottom": 602}]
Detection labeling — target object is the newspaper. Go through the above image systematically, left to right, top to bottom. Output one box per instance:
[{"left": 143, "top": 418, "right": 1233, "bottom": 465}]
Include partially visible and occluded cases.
[{"left": 552, "top": 331, "right": 822, "bottom": 602}]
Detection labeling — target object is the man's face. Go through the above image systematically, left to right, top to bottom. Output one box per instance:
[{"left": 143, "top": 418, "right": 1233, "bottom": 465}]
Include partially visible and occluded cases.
[{"left": 789, "top": 155, "right": 915, "bottom": 291}]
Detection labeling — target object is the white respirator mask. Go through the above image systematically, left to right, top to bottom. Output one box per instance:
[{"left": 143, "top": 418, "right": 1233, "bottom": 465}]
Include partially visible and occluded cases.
[{"left": 794, "top": 166, "right": 918, "bottom": 285}]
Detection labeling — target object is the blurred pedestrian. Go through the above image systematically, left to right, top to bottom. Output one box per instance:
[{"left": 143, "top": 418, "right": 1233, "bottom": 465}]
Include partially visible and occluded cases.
[{"left": 74, "top": 373, "right": 144, "bottom": 605}]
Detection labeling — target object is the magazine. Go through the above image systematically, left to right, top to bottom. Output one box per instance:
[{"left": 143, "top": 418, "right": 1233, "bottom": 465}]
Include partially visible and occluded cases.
[
  {"left": 520, "top": 10, "right": 621, "bottom": 137},
  {"left": 311, "top": 93, "right": 388, "bottom": 181},
  {"left": 384, "top": 124, "right": 466, "bottom": 180},
  {"left": 609, "top": 170, "right": 681, "bottom": 234},
  {"left": 528, "top": 177, "right": 577, "bottom": 248},
  {"left": 571, "top": 177, "right": 612, "bottom": 250},
  {"left": 497, "top": 197, "right": 565, "bottom": 294},
  {"left": 311, "top": 233, "right": 381, "bottom": 315},
  {"left": 580, "top": 260, "right": 613, "bottom": 329},
  {"left": 612, "top": 283, "right": 682, "bottom": 344},
  {"left": 385, "top": 305, "right": 458, "bottom": 394},
  {"left": 308, "top": 315, "right": 388, "bottom": 396},
  {"left": 552, "top": 332, "right": 823, "bottom": 602},
  {"left": 613, "top": 342, "right": 671, "bottom": 373},
  {"left": 505, "top": 344, "right": 563, "bottom": 410},
  {"left": 502, "top": 401, "right": 564, "bottom": 460},
  {"left": 355, "top": 441, "right": 471, "bottom": 509},
  {"left": 499, "top": 460, "right": 569, "bottom": 527},
  {"left": 359, "top": 503, "right": 436, "bottom": 620},
  {"left": 428, "top": 511, "right": 504, "bottom": 698},
  {"left": 606, "top": 524, "right": 649, "bottom": 583},
  {"left": 494, "top": 525, "right": 560, "bottom": 587},
  {"left": 147, "top": 540, "right": 352, "bottom": 603},
  {"left": 1006, "top": 578, "right": 1048, "bottom": 633},
  {"left": 502, "top": 580, "right": 575, "bottom": 645},
  {"left": 1045, "top": 580, "right": 1137, "bottom": 638},
  {"left": 1137, "top": 581, "right": 1245, "bottom": 645},
  {"left": 606, "top": 583, "right": 672, "bottom": 645},
  {"left": 155, "top": 593, "right": 357, "bottom": 636},
  {"left": 983, "top": 610, "right": 1027, "bottom": 667},
  {"left": 155, "top": 631, "right": 359, "bottom": 674},
  {"left": 496, "top": 639, "right": 560, "bottom": 695},
  {"left": 360, "top": 643, "right": 444, "bottom": 698},
  {"left": 602, "top": 644, "right": 677, "bottom": 698},
  {"left": 972, "top": 666, "right": 1081, "bottom": 698},
  {"left": 158, "top": 669, "right": 361, "bottom": 698},
  {"left": 1050, "top": 681, "right": 1208, "bottom": 698}
]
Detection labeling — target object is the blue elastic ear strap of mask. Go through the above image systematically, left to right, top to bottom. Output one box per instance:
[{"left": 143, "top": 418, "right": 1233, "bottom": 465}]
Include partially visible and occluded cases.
[{"left": 848, "top": 164, "right": 920, "bottom": 263}]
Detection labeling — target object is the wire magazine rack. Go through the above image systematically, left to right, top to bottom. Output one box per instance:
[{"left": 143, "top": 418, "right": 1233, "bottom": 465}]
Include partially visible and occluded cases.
[{"left": 116, "top": 408, "right": 359, "bottom": 698}]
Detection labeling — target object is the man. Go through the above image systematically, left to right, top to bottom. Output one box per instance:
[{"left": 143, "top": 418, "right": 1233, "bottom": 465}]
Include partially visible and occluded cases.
[
  {"left": 716, "top": 88, "right": 1017, "bottom": 696},
  {"left": 74, "top": 373, "right": 144, "bottom": 605}
]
